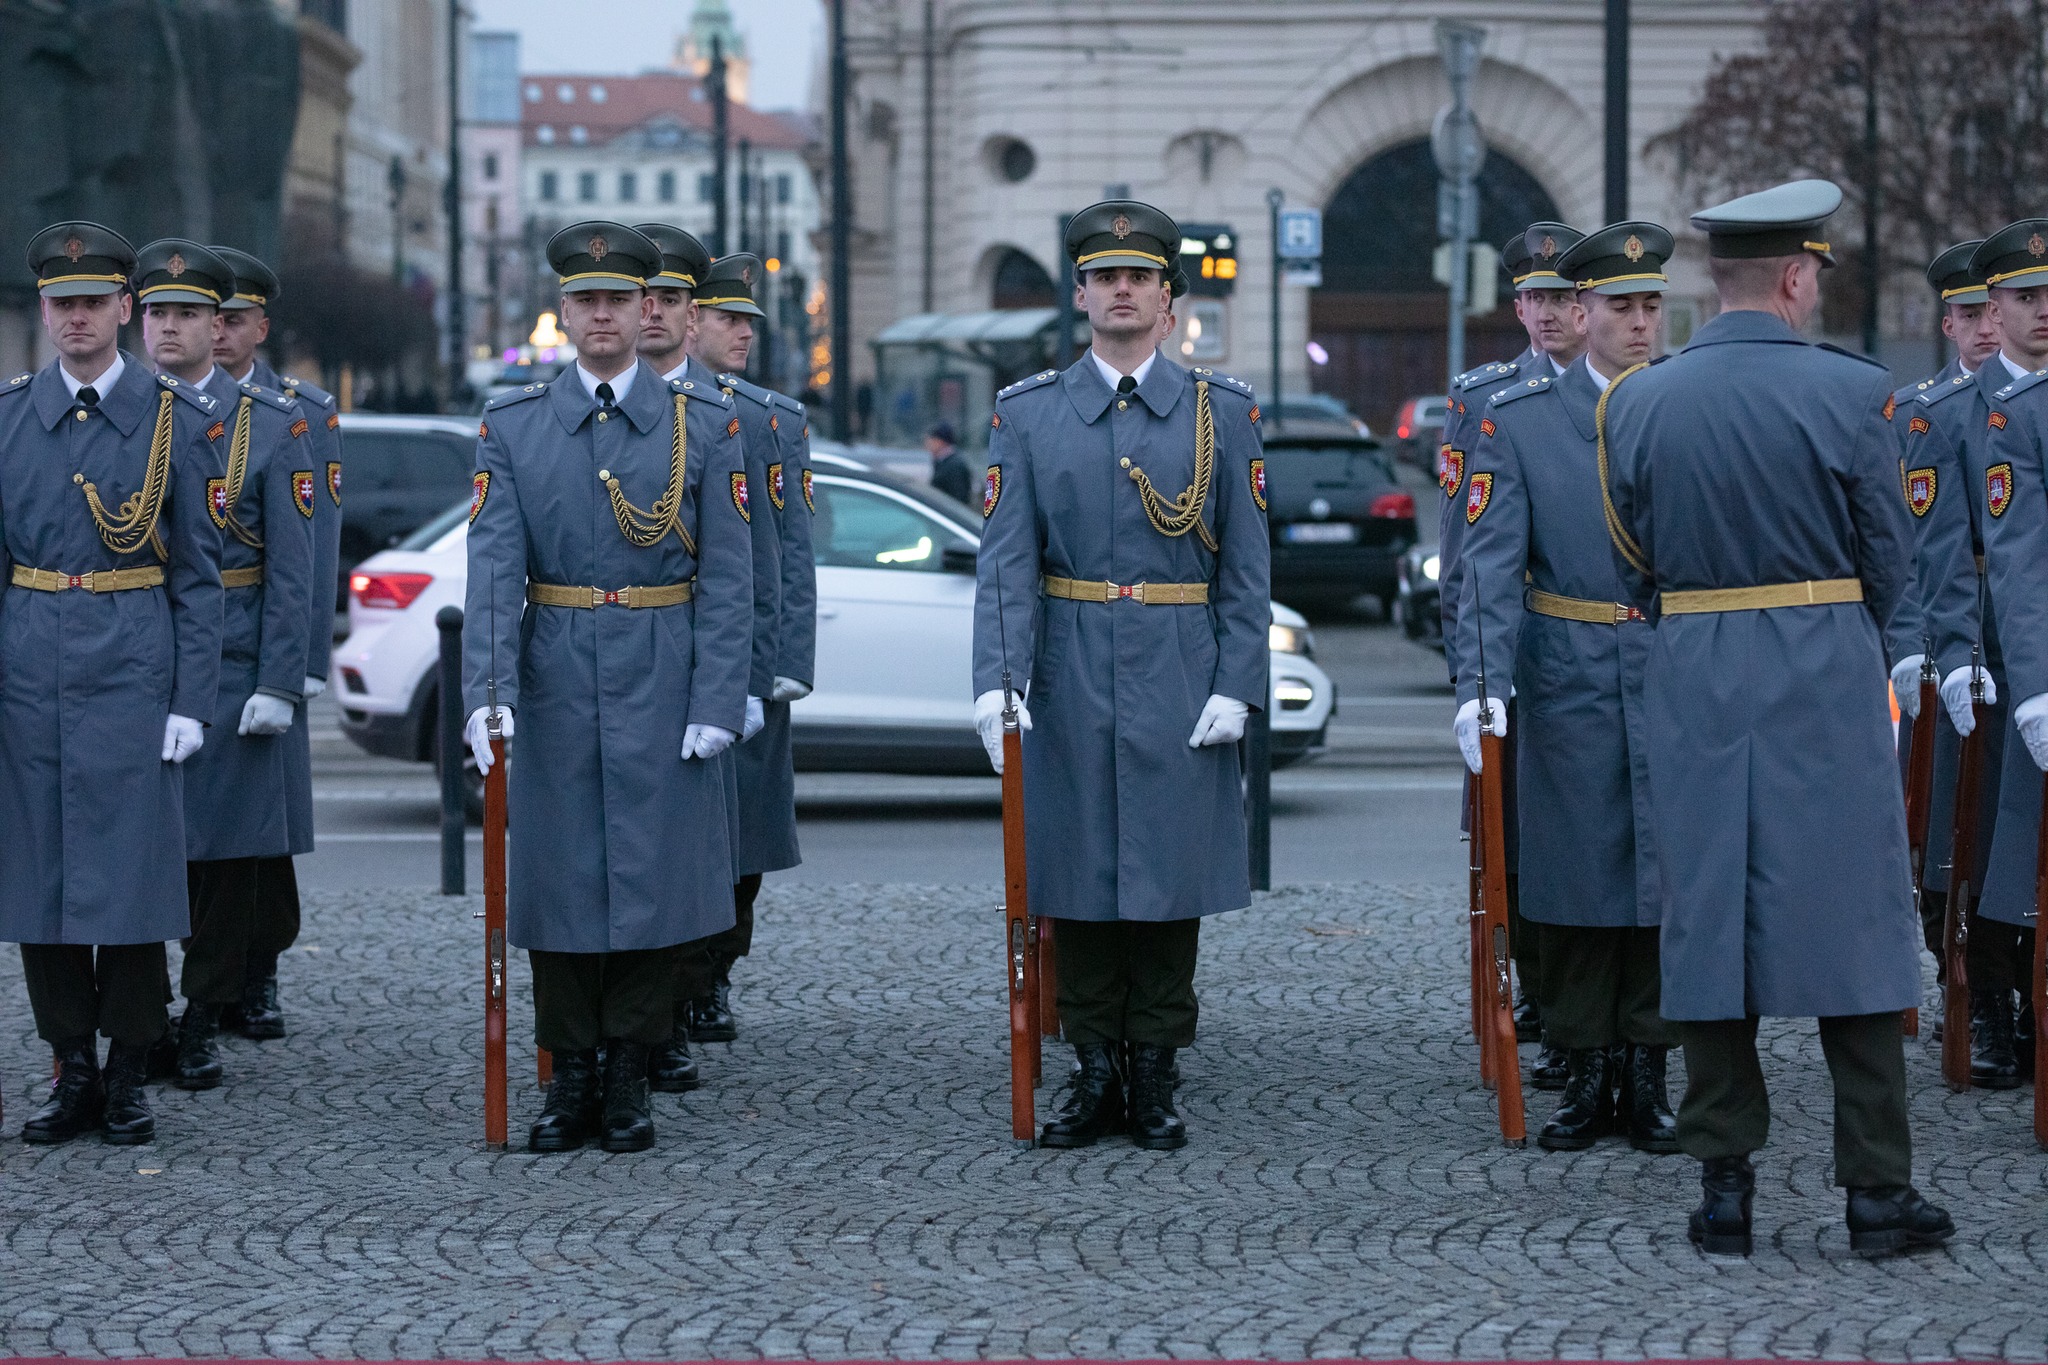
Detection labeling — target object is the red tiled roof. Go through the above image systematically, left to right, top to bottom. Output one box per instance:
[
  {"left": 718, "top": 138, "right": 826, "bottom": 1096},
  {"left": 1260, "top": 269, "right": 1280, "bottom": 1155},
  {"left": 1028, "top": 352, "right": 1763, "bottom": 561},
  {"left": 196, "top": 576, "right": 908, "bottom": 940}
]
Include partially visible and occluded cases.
[{"left": 519, "top": 71, "right": 811, "bottom": 151}]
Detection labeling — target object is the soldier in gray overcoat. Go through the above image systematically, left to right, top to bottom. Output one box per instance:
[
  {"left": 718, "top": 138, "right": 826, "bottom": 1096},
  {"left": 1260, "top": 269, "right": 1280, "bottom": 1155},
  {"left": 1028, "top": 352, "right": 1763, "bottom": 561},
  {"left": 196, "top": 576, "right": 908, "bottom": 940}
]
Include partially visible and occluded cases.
[
  {"left": 1602, "top": 181, "right": 1951, "bottom": 1256},
  {"left": 972, "top": 201, "right": 1270, "bottom": 1152},
  {"left": 463, "top": 222, "right": 754, "bottom": 1154},
  {"left": 0, "top": 223, "right": 225, "bottom": 1145},
  {"left": 1454, "top": 223, "right": 1678, "bottom": 1156},
  {"left": 214, "top": 245, "right": 345, "bottom": 1042}
]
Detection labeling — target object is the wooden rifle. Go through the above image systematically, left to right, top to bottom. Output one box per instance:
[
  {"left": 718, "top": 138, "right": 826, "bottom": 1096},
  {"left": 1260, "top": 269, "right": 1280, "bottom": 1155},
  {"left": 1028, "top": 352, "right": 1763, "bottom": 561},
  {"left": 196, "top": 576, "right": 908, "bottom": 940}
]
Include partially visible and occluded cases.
[
  {"left": 994, "top": 563, "right": 1040, "bottom": 1145},
  {"left": 1467, "top": 564, "right": 1526, "bottom": 1146},
  {"left": 483, "top": 608, "right": 509, "bottom": 1150},
  {"left": 1941, "top": 615, "right": 1988, "bottom": 1091},
  {"left": 1901, "top": 648, "right": 1939, "bottom": 1038},
  {"left": 2033, "top": 772, "right": 2047, "bottom": 1146}
]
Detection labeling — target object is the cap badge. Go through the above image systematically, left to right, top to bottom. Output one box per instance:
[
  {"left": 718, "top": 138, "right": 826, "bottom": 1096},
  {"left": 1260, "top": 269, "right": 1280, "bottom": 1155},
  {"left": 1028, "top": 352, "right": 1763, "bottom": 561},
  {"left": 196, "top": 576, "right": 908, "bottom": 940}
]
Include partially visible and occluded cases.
[
  {"left": 1111, "top": 214, "right": 1132, "bottom": 240},
  {"left": 2029, "top": 233, "right": 2046, "bottom": 259},
  {"left": 588, "top": 235, "right": 609, "bottom": 260},
  {"left": 1539, "top": 235, "right": 1557, "bottom": 259},
  {"left": 1624, "top": 235, "right": 1645, "bottom": 262},
  {"left": 62, "top": 236, "right": 84, "bottom": 262},
  {"left": 166, "top": 252, "right": 186, "bottom": 278}
]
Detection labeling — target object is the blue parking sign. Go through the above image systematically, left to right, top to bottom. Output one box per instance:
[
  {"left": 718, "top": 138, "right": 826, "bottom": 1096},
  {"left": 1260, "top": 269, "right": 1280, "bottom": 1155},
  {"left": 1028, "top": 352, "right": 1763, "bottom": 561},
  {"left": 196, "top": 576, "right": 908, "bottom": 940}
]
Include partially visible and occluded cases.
[{"left": 1277, "top": 208, "right": 1322, "bottom": 259}]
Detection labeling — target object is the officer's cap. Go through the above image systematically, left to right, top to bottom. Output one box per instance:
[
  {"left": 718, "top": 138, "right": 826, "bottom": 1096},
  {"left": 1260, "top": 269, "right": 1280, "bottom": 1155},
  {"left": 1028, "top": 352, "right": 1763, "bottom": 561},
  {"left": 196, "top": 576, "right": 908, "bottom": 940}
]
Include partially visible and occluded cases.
[
  {"left": 1690, "top": 179, "right": 1841, "bottom": 267},
  {"left": 1065, "top": 200, "right": 1179, "bottom": 276},
  {"left": 1969, "top": 220, "right": 2048, "bottom": 293},
  {"left": 27, "top": 221, "right": 135, "bottom": 298},
  {"left": 546, "top": 221, "right": 659, "bottom": 293},
  {"left": 1557, "top": 221, "right": 1673, "bottom": 296},
  {"left": 633, "top": 223, "right": 712, "bottom": 291},
  {"left": 1504, "top": 223, "right": 1583, "bottom": 291},
  {"left": 133, "top": 239, "right": 234, "bottom": 308},
  {"left": 209, "top": 246, "right": 280, "bottom": 311},
  {"left": 697, "top": 254, "right": 767, "bottom": 317},
  {"left": 1168, "top": 261, "right": 1190, "bottom": 300}
]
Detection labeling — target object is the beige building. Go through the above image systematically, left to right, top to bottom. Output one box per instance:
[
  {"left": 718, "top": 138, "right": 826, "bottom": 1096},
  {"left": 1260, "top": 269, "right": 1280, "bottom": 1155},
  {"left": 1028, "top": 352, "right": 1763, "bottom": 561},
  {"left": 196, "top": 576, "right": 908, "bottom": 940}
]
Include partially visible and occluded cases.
[{"left": 834, "top": 0, "right": 1771, "bottom": 441}]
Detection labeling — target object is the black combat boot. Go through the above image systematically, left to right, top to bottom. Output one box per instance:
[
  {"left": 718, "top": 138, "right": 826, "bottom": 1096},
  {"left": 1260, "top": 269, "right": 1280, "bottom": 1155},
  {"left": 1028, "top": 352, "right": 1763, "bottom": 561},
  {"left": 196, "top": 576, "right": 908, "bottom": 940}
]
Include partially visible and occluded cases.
[
  {"left": 237, "top": 967, "right": 286, "bottom": 1041},
  {"left": 687, "top": 984, "right": 737, "bottom": 1043},
  {"left": 1970, "top": 988, "right": 2022, "bottom": 1089},
  {"left": 1514, "top": 989, "right": 1542, "bottom": 1044},
  {"left": 172, "top": 1004, "right": 225, "bottom": 1091},
  {"left": 647, "top": 1022, "right": 702, "bottom": 1093},
  {"left": 1531, "top": 1036, "right": 1569, "bottom": 1091},
  {"left": 22, "top": 1040, "right": 103, "bottom": 1145},
  {"left": 600, "top": 1040, "right": 656, "bottom": 1152},
  {"left": 101, "top": 1042, "right": 157, "bottom": 1145},
  {"left": 1039, "top": 1043, "right": 1127, "bottom": 1148},
  {"left": 1619, "top": 1044, "right": 1680, "bottom": 1153},
  {"left": 1128, "top": 1045, "right": 1188, "bottom": 1151},
  {"left": 1537, "top": 1047, "right": 1614, "bottom": 1151},
  {"left": 528, "top": 1048, "right": 601, "bottom": 1152},
  {"left": 1688, "top": 1154, "right": 1755, "bottom": 1255},
  {"left": 1846, "top": 1185, "right": 1955, "bottom": 1254}
]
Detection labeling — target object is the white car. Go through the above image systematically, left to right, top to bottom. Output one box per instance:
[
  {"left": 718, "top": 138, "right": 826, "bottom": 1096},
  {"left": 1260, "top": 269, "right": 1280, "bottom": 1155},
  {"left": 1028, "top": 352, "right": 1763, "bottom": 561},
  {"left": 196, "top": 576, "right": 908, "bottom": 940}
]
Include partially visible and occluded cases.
[{"left": 332, "top": 451, "right": 1335, "bottom": 782}]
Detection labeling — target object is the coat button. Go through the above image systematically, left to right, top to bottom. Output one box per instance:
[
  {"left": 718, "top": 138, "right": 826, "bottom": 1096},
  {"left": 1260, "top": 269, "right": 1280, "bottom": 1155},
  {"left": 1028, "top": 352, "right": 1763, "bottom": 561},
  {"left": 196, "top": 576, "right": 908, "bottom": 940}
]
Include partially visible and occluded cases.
[
  {"left": 1117, "top": 400, "right": 1128, "bottom": 411},
  {"left": 75, "top": 410, "right": 87, "bottom": 421},
  {"left": 597, "top": 412, "right": 608, "bottom": 422},
  {"left": 1120, "top": 457, "right": 1130, "bottom": 469},
  {"left": 598, "top": 469, "right": 611, "bottom": 480}
]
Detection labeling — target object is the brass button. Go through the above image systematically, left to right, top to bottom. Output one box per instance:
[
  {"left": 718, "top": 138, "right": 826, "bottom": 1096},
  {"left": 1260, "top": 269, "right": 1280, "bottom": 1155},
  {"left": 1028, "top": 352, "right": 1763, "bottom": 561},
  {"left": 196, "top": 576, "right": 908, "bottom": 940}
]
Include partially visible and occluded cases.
[
  {"left": 1117, "top": 400, "right": 1128, "bottom": 411},
  {"left": 75, "top": 410, "right": 87, "bottom": 421},
  {"left": 597, "top": 411, "right": 608, "bottom": 422},
  {"left": 1119, "top": 457, "right": 1131, "bottom": 469},
  {"left": 598, "top": 468, "right": 611, "bottom": 480},
  {"left": 73, "top": 473, "right": 84, "bottom": 484}
]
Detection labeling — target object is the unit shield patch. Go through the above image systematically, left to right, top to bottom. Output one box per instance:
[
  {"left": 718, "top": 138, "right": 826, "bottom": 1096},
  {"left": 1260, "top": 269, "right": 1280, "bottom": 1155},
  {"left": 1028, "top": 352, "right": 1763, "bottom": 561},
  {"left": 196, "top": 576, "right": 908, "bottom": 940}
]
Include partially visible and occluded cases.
[
  {"left": 1440, "top": 448, "right": 1465, "bottom": 496},
  {"left": 1250, "top": 457, "right": 1267, "bottom": 512},
  {"left": 327, "top": 461, "right": 343, "bottom": 506},
  {"left": 768, "top": 462, "right": 786, "bottom": 510},
  {"left": 1987, "top": 462, "right": 2014, "bottom": 517},
  {"left": 982, "top": 465, "right": 1002, "bottom": 518},
  {"left": 1906, "top": 467, "right": 1936, "bottom": 517},
  {"left": 293, "top": 471, "right": 316, "bottom": 518},
  {"left": 469, "top": 471, "right": 490, "bottom": 523},
  {"left": 730, "top": 471, "right": 751, "bottom": 522},
  {"left": 1466, "top": 471, "right": 1494, "bottom": 524},
  {"left": 206, "top": 476, "right": 229, "bottom": 528}
]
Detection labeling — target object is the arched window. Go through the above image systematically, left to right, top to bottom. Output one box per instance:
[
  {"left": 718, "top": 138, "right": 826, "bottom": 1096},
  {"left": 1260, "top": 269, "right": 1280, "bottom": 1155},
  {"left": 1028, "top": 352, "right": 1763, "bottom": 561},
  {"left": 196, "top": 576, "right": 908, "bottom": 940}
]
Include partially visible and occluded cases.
[
  {"left": 1321, "top": 139, "right": 1560, "bottom": 294},
  {"left": 991, "top": 249, "right": 1055, "bottom": 310}
]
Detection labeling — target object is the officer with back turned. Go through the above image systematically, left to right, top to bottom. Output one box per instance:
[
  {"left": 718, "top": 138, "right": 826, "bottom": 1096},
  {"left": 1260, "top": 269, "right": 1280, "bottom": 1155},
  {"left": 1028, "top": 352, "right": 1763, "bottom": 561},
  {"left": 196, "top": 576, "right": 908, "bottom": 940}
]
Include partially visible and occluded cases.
[{"left": 973, "top": 200, "right": 1269, "bottom": 1151}]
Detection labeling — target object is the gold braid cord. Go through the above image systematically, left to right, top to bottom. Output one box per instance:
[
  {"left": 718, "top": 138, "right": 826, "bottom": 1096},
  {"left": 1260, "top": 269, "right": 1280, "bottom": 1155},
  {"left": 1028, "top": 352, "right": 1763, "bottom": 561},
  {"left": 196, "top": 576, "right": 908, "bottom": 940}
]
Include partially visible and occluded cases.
[
  {"left": 1594, "top": 362, "right": 1652, "bottom": 576},
  {"left": 1127, "top": 379, "right": 1221, "bottom": 552},
  {"left": 78, "top": 388, "right": 174, "bottom": 560},
  {"left": 601, "top": 392, "right": 698, "bottom": 555},
  {"left": 221, "top": 395, "right": 264, "bottom": 548}
]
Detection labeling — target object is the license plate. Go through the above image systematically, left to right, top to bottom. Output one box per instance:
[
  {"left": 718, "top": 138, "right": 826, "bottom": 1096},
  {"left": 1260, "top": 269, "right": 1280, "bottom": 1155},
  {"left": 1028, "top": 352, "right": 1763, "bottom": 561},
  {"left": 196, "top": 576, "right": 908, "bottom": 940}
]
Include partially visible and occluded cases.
[{"left": 1283, "top": 522, "right": 1357, "bottom": 544}]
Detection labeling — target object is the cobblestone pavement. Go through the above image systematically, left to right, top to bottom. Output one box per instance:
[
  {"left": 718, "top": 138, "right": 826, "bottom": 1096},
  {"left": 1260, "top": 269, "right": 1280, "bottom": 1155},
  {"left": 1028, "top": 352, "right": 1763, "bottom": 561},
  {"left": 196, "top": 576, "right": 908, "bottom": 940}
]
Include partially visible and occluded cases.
[{"left": 1, "top": 882, "right": 2044, "bottom": 1361}]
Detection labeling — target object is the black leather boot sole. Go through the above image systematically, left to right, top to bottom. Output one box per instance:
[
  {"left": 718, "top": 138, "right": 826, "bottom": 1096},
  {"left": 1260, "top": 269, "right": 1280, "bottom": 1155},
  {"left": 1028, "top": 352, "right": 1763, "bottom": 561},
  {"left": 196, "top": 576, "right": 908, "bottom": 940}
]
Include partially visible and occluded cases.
[
  {"left": 237, "top": 975, "right": 287, "bottom": 1040},
  {"left": 686, "top": 995, "right": 737, "bottom": 1044},
  {"left": 647, "top": 1043, "right": 702, "bottom": 1093},
  {"left": 1530, "top": 1043, "right": 1569, "bottom": 1092},
  {"left": 101, "top": 1045, "right": 156, "bottom": 1146},
  {"left": 1847, "top": 1187, "right": 1956, "bottom": 1254},
  {"left": 1688, "top": 1210, "right": 1753, "bottom": 1256}
]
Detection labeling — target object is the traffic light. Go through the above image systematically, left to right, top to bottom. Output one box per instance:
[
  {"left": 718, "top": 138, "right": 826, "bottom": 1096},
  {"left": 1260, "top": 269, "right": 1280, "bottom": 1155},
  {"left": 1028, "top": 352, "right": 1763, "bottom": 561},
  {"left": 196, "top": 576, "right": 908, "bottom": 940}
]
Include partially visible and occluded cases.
[{"left": 1178, "top": 223, "right": 1238, "bottom": 298}]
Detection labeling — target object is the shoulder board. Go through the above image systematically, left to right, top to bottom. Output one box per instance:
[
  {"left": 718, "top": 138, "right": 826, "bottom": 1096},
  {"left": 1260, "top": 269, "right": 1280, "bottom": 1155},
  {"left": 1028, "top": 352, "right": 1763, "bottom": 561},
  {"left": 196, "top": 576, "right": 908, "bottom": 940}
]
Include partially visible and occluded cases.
[
  {"left": 1816, "top": 342, "right": 1885, "bottom": 369},
  {"left": 1455, "top": 359, "right": 1516, "bottom": 391},
  {"left": 1994, "top": 367, "right": 2048, "bottom": 402},
  {"left": 1190, "top": 368, "right": 1256, "bottom": 401},
  {"left": 998, "top": 369, "right": 1060, "bottom": 400},
  {"left": 0, "top": 372, "right": 31, "bottom": 397},
  {"left": 717, "top": 372, "right": 775, "bottom": 409},
  {"left": 156, "top": 373, "right": 218, "bottom": 414},
  {"left": 1916, "top": 373, "right": 1975, "bottom": 407},
  {"left": 278, "top": 374, "right": 335, "bottom": 409},
  {"left": 1489, "top": 374, "right": 1553, "bottom": 407},
  {"left": 670, "top": 376, "right": 732, "bottom": 406},
  {"left": 237, "top": 380, "right": 297, "bottom": 413},
  {"left": 484, "top": 383, "right": 548, "bottom": 411},
  {"left": 769, "top": 391, "right": 806, "bottom": 417}
]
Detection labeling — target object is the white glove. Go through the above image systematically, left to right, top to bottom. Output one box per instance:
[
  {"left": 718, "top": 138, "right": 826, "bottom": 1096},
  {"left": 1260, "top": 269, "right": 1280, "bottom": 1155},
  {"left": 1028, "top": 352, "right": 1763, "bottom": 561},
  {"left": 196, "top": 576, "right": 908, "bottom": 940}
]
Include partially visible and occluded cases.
[
  {"left": 1890, "top": 654, "right": 1926, "bottom": 719},
  {"left": 1940, "top": 665, "right": 1997, "bottom": 736},
  {"left": 302, "top": 674, "right": 327, "bottom": 700},
  {"left": 770, "top": 675, "right": 812, "bottom": 703},
  {"left": 973, "top": 687, "right": 1031, "bottom": 774},
  {"left": 238, "top": 692, "right": 295, "bottom": 736},
  {"left": 1188, "top": 693, "right": 1249, "bottom": 748},
  {"left": 2016, "top": 693, "right": 2048, "bottom": 771},
  {"left": 741, "top": 696, "right": 766, "bottom": 741},
  {"left": 1454, "top": 696, "right": 1508, "bottom": 774},
  {"left": 465, "top": 705, "right": 514, "bottom": 775},
  {"left": 162, "top": 714, "right": 204, "bottom": 763},
  {"left": 682, "top": 723, "right": 736, "bottom": 760}
]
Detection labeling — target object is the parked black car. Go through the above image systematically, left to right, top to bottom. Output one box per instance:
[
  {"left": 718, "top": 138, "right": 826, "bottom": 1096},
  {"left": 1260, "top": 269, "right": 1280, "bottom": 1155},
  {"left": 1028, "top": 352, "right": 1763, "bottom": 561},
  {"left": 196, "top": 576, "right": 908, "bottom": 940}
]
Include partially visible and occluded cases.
[
  {"left": 334, "top": 414, "right": 479, "bottom": 609},
  {"left": 1261, "top": 434, "right": 1416, "bottom": 614}
]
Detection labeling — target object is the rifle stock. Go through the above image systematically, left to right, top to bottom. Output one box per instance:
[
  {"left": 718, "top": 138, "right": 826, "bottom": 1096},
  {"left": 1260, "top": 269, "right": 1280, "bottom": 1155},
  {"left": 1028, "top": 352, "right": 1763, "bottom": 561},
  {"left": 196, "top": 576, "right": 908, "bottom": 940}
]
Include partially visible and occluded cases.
[
  {"left": 1902, "top": 674, "right": 1937, "bottom": 1039},
  {"left": 1942, "top": 705, "right": 1986, "bottom": 1091},
  {"left": 1001, "top": 723, "right": 1038, "bottom": 1145},
  {"left": 1474, "top": 730, "right": 1526, "bottom": 1146},
  {"left": 483, "top": 733, "right": 508, "bottom": 1150},
  {"left": 2033, "top": 774, "right": 2047, "bottom": 1148},
  {"left": 1466, "top": 781, "right": 1485, "bottom": 1047}
]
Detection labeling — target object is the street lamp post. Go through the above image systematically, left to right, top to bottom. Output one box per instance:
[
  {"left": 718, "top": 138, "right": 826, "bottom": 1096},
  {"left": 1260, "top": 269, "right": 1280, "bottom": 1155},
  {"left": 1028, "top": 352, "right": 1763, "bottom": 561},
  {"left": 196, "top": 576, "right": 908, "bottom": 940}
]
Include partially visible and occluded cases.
[
  {"left": 445, "top": 0, "right": 468, "bottom": 406},
  {"left": 829, "top": 0, "right": 852, "bottom": 441},
  {"left": 1434, "top": 20, "right": 1487, "bottom": 395},
  {"left": 1266, "top": 188, "right": 1283, "bottom": 427}
]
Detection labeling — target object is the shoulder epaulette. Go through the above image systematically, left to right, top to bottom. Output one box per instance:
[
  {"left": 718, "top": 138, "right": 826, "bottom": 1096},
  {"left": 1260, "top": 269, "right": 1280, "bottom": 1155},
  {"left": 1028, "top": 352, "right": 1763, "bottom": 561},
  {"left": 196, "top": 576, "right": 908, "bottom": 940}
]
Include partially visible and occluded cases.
[
  {"left": 1816, "top": 342, "right": 1885, "bottom": 369},
  {"left": 1455, "top": 359, "right": 1517, "bottom": 391},
  {"left": 1190, "top": 367, "right": 1256, "bottom": 402},
  {"left": 1994, "top": 367, "right": 2048, "bottom": 402},
  {"left": 997, "top": 369, "right": 1060, "bottom": 401},
  {"left": 0, "top": 372, "right": 31, "bottom": 397},
  {"left": 717, "top": 372, "right": 775, "bottom": 409},
  {"left": 156, "top": 373, "right": 218, "bottom": 413},
  {"left": 1916, "top": 373, "right": 1975, "bottom": 407},
  {"left": 278, "top": 374, "right": 335, "bottom": 409},
  {"left": 1488, "top": 374, "right": 1553, "bottom": 407},
  {"left": 670, "top": 375, "right": 732, "bottom": 407},
  {"left": 237, "top": 380, "right": 297, "bottom": 413},
  {"left": 485, "top": 382, "right": 548, "bottom": 410},
  {"left": 769, "top": 391, "right": 806, "bottom": 417}
]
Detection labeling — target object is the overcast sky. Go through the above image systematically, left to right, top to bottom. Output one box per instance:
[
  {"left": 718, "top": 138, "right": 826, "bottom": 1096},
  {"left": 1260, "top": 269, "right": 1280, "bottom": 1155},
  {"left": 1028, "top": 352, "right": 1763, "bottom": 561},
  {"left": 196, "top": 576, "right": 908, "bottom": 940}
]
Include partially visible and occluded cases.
[{"left": 471, "top": 0, "right": 823, "bottom": 111}]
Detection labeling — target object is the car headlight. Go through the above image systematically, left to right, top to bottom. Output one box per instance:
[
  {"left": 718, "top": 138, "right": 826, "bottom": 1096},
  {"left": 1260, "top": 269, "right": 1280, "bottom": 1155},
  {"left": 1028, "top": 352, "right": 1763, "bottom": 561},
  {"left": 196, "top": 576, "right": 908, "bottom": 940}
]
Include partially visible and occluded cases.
[
  {"left": 1421, "top": 553, "right": 1440, "bottom": 583},
  {"left": 1270, "top": 622, "right": 1313, "bottom": 655}
]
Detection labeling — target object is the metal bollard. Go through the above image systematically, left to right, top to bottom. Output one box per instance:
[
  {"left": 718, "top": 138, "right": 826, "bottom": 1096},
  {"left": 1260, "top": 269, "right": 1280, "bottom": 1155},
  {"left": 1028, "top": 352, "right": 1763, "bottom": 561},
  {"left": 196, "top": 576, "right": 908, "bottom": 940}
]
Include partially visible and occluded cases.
[{"left": 435, "top": 605, "right": 466, "bottom": 895}]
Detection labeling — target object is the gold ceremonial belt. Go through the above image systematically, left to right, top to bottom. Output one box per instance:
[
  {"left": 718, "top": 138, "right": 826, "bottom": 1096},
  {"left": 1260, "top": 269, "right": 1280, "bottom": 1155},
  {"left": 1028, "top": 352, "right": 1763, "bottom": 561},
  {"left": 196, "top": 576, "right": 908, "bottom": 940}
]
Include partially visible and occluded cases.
[
  {"left": 221, "top": 564, "right": 264, "bottom": 589},
  {"left": 11, "top": 565, "right": 165, "bottom": 594},
  {"left": 1041, "top": 574, "right": 1209, "bottom": 605},
  {"left": 1659, "top": 577, "right": 1863, "bottom": 616},
  {"left": 526, "top": 580, "right": 695, "bottom": 609},
  {"left": 1526, "top": 588, "right": 1645, "bottom": 624}
]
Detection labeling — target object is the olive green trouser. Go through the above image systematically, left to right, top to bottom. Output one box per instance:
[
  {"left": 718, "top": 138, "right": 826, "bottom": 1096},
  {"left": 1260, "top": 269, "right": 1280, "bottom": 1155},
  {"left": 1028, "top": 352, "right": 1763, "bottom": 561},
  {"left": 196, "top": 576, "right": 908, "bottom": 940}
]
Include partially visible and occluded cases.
[
  {"left": 184, "top": 857, "right": 261, "bottom": 1005},
  {"left": 675, "top": 874, "right": 761, "bottom": 1001},
  {"left": 1051, "top": 917, "right": 1201, "bottom": 1048},
  {"left": 1536, "top": 923, "right": 1674, "bottom": 1049},
  {"left": 20, "top": 942, "right": 171, "bottom": 1049},
  {"left": 531, "top": 946, "right": 680, "bottom": 1051},
  {"left": 1675, "top": 1012, "right": 1911, "bottom": 1188}
]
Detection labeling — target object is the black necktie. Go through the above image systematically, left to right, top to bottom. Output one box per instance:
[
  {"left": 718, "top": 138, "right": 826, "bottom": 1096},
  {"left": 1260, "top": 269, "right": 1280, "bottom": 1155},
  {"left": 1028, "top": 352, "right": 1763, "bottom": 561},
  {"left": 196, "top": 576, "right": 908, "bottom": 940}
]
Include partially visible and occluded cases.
[
  {"left": 1117, "top": 375, "right": 1137, "bottom": 394},
  {"left": 595, "top": 381, "right": 616, "bottom": 408},
  {"left": 76, "top": 385, "right": 99, "bottom": 411}
]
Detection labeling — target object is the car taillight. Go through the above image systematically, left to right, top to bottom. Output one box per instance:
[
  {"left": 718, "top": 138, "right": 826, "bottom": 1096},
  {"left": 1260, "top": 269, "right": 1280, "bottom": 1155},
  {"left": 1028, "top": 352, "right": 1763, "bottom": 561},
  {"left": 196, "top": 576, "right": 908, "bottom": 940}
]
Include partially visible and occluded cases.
[
  {"left": 1396, "top": 422, "right": 1411, "bottom": 439},
  {"left": 1369, "top": 491, "right": 1415, "bottom": 519},
  {"left": 350, "top": 571, "right": 433, "bottom": 610}
]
